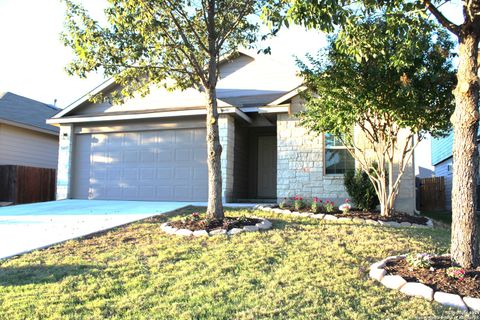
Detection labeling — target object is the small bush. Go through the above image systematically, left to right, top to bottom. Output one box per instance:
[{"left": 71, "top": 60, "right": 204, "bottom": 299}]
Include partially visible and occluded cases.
[
  {"left": 344, "top": 169, "right": 379, "bottom": 211},
  {"left": 294, "top": 196, "right": 304, "bottom": 211},
  {"left": 279, "top": 197, "right": 289, "bottom": 209},
  {"left": 311, "top": 197, "right": 321, "bottom": 213},
  {"left": 324, "top": 200, "right": 335, "bottom": 213},
  {"left": 406, "top": 253, "right": 432, "bottom": 269},
  {"left": 446, "top": 267, "right": 466, "bottom": 281}
]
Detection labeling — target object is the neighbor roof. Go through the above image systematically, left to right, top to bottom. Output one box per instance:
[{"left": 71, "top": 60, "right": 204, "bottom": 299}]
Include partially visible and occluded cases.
[{"left": 0, "top": 92, "right": 60, "bottom": 135}]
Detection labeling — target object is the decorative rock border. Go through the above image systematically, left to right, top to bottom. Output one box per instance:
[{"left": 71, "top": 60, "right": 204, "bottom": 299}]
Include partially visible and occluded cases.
[
  {"left": 254, "top": 204, "right": 434, "bottom": 228},
  {"left": 160, "top": 217, "right": 273, "bottom": 237},
  {"left": 369, "top": 255, "right": 480, "bottom": 312}
]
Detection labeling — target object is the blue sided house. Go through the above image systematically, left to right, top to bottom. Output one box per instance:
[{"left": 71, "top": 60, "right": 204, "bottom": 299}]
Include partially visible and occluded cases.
[{"left": 431, "top": 131, "right": 479, "bottom": 210}]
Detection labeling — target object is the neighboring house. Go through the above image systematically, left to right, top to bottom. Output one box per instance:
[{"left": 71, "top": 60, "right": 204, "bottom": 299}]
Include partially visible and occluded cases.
[
  {"left": 47, "top": 51, "right": 415, "bottom": 213},
  {"left": 0, "top": 92, "right": 59, "bottom": 168},
  {"left": 0, "top": 92, "right": 59, "bottom": 204},
  {"left": 431, "top": 132, "right": 480, "bottom": 210},
  {"left": 415, "top": 134, "right": 434, "bottom": 179}
]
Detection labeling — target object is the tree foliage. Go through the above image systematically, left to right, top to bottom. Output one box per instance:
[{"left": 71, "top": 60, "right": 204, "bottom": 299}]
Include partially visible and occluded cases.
[
  {"left": 62, "top": 0, "right": 264, "bottom": 219},
  {"left": 63, "top": 0, "right": 261, "bottom": 101},
  {"left": 299, "top": 11, "right": 456, "bottom": 216}
]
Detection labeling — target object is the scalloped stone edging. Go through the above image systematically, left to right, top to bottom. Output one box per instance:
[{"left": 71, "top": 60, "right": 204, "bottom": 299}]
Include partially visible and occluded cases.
[
  {"left": 254, "top": 204, "right": 434, "bottom": 228},
  {"left": 160, "top": 217, "right": 273, "bottom": 237},
  {"left": 369, "top": 255, "right": 478, "bottom": 312}
]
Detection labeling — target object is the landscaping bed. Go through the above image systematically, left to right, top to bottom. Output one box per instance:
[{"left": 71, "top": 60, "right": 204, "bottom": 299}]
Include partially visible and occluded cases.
[
  {"left": 259, "top": 205, "right": 433, "bottom": 227},
  {"left": 162, "top": 211, "right": 272, "bottom": 236},
  {"left": 336, "top": 211, "right": 429, "bottom": 225},
  {"left": 169, "top": 216, "right": 262, "bottom": 232},
  {"left": 370, "top": 254, "right": 480, "bottom": 312},
  {"left": 385, "top": 256, "right": 480, "bottom": 298}
]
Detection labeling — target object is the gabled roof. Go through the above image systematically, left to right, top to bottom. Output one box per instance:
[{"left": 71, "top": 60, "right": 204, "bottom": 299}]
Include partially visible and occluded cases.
[
  {"left": 51, "top": 49, "right": 303, "bottom": 122},
  {"left": 0, "top": 92, "right": 59, "bottom": 135}
]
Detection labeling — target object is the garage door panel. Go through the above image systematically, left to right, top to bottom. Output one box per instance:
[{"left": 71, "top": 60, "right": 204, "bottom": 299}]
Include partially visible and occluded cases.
[
  {"left": 73, "top": 128, "right": 208, "bottom": 201},
  {"left": 157, "top": 131, "right": 174, "bottom": 145},
  {"left": 140, "top": 149, "right": 155, "bottom": 163},
  {"left": 175, "top": 149, "right": 192, "bottom": 161},
  {"left": 158, "top": 150, "right": 173, "bottom": 162},
  {"left": 156, "top": 186, "right": 174, "bottom": 200},
  {"left": 174, "top": 186, "right": 191, "bottom": 200}
]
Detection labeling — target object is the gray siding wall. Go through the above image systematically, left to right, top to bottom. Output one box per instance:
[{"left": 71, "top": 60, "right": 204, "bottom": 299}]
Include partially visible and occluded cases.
[
  {"left": 232, "top": 121, "right": 249, "bottom": 199},
  {"left": 0, "top": 124, "right": 58, "bottom": 169},
  {"left": 434, "top": 158, "right": 453, "bottom": 210}
]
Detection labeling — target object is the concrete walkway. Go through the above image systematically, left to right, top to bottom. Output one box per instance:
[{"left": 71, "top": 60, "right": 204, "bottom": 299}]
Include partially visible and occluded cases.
[{"left": 0, "top": 200, "right": 192, "bottom": 260}]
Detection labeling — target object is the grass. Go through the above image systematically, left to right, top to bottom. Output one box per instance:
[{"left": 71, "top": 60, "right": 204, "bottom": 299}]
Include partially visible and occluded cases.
[
  {"left": 0, "top": 207, "right": 473, "bottom": 319},
  {"left": 421, "top": 210, "right": 453, "bottom": 225}
]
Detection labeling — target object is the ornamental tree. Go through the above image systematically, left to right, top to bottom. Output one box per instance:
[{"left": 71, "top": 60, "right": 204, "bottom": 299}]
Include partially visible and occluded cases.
[
  {"left": 62, "top": 0, "right": 264, "bottom": 220},
  {"left": 265, "top": 0, "right": 480, "bottom": 269},
  {"left": 298, "top": 12, "right": 455, "bottom": 217}
]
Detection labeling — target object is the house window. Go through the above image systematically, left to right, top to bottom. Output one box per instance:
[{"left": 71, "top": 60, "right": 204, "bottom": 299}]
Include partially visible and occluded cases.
[{"left": 324, "top": 133, "right": 355, "bottom": 175}]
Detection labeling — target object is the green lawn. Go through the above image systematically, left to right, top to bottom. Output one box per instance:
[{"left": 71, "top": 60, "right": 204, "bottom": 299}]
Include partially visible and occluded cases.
[{"left": 0, "top": 207, "right": 471, "bottom": 319}]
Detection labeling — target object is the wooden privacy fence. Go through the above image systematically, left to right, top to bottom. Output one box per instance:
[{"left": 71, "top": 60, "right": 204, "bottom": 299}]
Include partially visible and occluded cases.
[
  {"left": 0, "top": 165, "right": 56, "bottom": 204},
  {"left": 419, "top": 177, "right": 445, "bottom": 212}
]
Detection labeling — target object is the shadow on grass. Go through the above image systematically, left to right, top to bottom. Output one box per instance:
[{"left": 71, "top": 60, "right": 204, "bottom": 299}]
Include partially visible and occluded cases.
[{"left": 0, "top": 264, "right": 100, "bottom": 286}]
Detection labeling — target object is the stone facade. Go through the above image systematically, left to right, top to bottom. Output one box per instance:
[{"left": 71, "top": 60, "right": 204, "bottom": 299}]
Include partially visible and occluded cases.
[
  {"left": 276, "top": 96, "right": 415, "bottom": 213},
  {"left": 277, "top": 113, "right": 349, "bottom": 204},
  {"left": 219, "top": 114, "right": 235, "bottom": 202},
  {"left": 56, "top": 124, "right": 74, "bottom": 200}
]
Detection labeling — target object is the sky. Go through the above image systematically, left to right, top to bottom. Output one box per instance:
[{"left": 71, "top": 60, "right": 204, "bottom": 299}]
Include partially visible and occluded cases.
[{"left": 0, "top": 1, "right": 464, "bottom": 109}]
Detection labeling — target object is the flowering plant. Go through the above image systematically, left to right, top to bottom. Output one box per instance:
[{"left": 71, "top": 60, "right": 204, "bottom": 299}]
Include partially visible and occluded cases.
[
  {"left": 294, "top": 196, "right": 304, "bottom": 211},
  {"left": 279, "top": 197, "right": 289, "bottom": 209},
  {"left": 311, "top": 197, "right": 322, "bottom": 213},
  {"left": 339, "top": 199, "right": 351, "bottom": 213},
  {"left": 324, "top": 200, "right": 334, "bottom": 213},
  {"left": 183, "top": 212, "right": 201, "bottom": 223},
  {"left": 406, "top": 253, "right": 432, "bottom": 269},
  {"left": 446, "top": 267, "right": 466, "bottom": 281}
]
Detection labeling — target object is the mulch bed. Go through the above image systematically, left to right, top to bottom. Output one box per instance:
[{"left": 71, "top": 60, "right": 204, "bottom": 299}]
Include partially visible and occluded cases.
[
  {"left": 273, "top": 205, "right": 429, "bottom": 225},
  {"left": 336, "top": 211, "right": 429, "bottom": 225},
  {"left": 169, "top": 217, "right": 262, "bottom": 232},
  {"left": 385, "top": 256, "right": 480, "bottom": 298}
]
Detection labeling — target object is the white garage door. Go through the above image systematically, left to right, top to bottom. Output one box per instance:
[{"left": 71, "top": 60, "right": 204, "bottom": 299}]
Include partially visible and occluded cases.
[{"left": 72, "top": 128, "right": 208, "bottom": 201}]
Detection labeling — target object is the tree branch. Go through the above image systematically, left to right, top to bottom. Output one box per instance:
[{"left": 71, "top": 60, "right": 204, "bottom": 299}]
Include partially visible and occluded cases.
[{"left": 423, "top": 0, "right": 460, "bottom": 35}]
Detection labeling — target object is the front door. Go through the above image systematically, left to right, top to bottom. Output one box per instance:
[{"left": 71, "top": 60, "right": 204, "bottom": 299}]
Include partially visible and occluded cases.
[{"left": 257, "top": 135, "right": 277, "bottom": 198}]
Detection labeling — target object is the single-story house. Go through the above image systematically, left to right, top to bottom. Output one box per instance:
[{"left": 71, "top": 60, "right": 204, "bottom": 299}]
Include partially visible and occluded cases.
[
  {"left": 47, "top": 50, "right": 415, "bottom": 213},
  {"left": 0, "top": 92, "right": 59, "bottom": 168},
  {"left": 0, "top": 92, "right": 59, "bottom": 204}
]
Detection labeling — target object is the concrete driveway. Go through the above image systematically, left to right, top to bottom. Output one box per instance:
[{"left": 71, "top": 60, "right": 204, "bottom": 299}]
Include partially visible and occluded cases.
[{"left": 0, "top": 200, "right": 191, "bottom": 260}]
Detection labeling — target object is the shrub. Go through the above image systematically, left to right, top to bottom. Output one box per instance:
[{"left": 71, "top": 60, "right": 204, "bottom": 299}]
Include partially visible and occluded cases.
[
  {"left": 344, "top": 169, "right": 379, "bottom": 211},
  {"left": 294, "top": 196, "right": 304, "bottom": 211},
  {"left": 279, "top": 197, "right": 289, "bottom": 209},
  {"left": 311, "top": 197, "right": 322, "bottom": 213},
  {"left": 339, "top": 199, "right": 351, "bottom": 213},
  {"left": 324, "top": 200, "right": 335, "bottom": 213},
  {"left": 406, "top": 253, "right": 432, "bottom": 269},
  {"left": 446, "top": 267, "right": 466, "bottom": 281}
]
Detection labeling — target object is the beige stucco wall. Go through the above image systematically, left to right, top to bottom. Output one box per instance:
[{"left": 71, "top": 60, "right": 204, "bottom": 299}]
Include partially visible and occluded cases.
[{"left": 277, "top": 96, "right": 416, "bottom": 214}]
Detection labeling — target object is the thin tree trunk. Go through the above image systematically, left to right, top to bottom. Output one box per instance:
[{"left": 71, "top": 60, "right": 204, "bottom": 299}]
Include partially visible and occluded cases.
[
  {"left": 204, "top": 0, "right": 224, "bottom": 220},
  {"left": 451, "top": 31, "right": 479, "bottom": 269},
  {"left": 205, "top": 86, "right": 224, "bottom": 220}
]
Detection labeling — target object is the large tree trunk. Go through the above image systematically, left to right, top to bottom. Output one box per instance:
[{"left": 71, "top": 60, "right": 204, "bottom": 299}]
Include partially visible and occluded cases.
[
  {"left": 451, "top": 30, "right": 479, "bottom": 269},
  {"left": 205, "top": 87, "right": 224, "bottom": 220}
]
